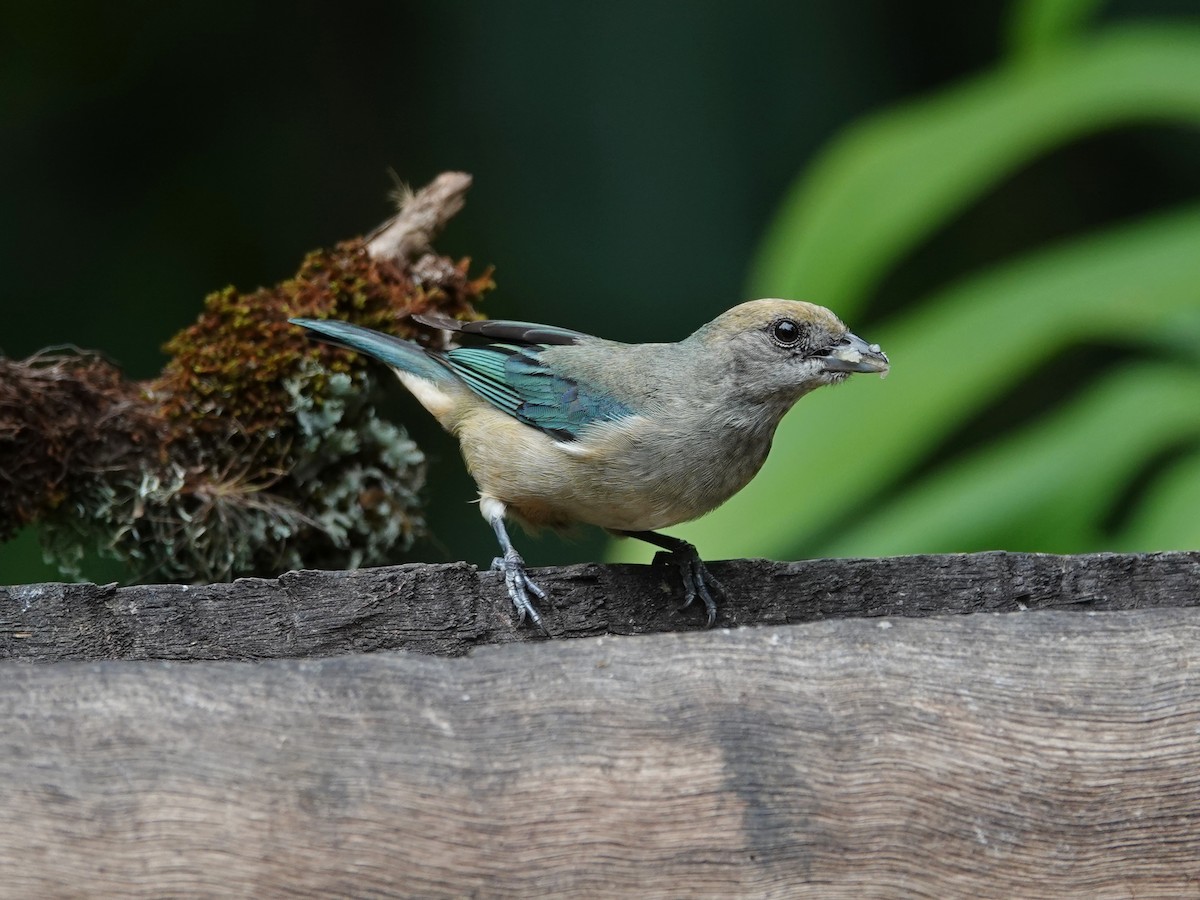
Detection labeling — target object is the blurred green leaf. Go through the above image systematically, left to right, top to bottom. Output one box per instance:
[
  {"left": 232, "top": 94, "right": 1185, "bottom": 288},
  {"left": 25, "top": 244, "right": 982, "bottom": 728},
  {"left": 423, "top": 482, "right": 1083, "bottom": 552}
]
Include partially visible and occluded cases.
[
  {"left": 1006, "top": 0, "right": 1108, "bottom": 59},
  {"left": 610, "top": 11, "right": 1200, "bottom": 568},
  {"left": 749, "top": 26, "right": 1200, "bottom": 318},
  {"left": 611, "top": 205, "right": 1200, "bottom": 563},
  {"left": 820, "top": 365, "right": 1200, "bottom": 556},
  {"left": 1116, "top": 449, "right": 1200, "bottom": 551}
]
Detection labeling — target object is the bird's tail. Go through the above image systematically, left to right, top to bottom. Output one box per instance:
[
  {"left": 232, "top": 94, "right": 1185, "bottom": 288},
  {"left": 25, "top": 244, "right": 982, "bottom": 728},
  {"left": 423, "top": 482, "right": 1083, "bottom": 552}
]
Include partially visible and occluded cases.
[{"left": 289, "top": 318, "right": 452, "bottom": 383}]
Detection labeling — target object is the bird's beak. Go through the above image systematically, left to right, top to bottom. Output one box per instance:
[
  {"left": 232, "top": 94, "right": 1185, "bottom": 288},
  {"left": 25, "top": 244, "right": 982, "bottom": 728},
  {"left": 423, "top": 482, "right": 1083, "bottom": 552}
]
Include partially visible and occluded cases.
[{"left": 819, "top": 332, "right": 890, "bottom": 376}]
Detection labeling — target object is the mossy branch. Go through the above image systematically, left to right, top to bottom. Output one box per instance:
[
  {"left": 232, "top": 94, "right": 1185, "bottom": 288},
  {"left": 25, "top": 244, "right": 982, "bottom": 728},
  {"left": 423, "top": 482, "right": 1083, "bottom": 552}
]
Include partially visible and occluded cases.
[{"left": 0, "top": 171, "right": 488, "bottom": 582}]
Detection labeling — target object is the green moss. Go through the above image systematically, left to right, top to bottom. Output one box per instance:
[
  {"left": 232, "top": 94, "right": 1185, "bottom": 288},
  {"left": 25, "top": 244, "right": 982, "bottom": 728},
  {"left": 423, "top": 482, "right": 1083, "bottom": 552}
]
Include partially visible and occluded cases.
[{"left": 155, "top": 239, "right": 490, "bottom": 442}]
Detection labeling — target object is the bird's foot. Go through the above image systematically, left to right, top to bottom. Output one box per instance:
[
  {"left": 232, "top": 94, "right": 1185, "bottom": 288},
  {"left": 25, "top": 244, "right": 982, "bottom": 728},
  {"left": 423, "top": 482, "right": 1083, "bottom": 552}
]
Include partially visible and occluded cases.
[
  {"left": 651, "top": 541, "right": 727, "bottom": 627},
  {"left": 491, "top": 549, "right": 548, "bottom": 633}
]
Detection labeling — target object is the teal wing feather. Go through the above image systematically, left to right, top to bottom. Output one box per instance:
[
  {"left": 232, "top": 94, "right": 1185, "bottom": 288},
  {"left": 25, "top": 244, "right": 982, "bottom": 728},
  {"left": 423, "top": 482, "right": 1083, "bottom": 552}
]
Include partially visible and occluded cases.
[
  {"left": 441, "top": 344, "right": 631, "bottom": 441},
  {"left": 441, "top": 347, "right": 524, "bottom": 418}
]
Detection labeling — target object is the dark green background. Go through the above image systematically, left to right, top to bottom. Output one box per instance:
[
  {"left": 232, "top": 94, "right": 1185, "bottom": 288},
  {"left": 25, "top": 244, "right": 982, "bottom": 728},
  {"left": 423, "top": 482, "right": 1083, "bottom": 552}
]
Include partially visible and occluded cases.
[{"left": 3, "top": 1, "right": 1197, "bottom": 582}]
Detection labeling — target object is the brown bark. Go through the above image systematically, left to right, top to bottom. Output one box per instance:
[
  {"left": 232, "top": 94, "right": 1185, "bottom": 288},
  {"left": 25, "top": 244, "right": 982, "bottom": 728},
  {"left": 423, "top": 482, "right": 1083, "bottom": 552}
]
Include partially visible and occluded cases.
[
  {"left": 3, "top": 551, "right": 1196, "bottom": 659},
  {"left": 1, "top": 580, "right": 1198, "bottom": 897}
]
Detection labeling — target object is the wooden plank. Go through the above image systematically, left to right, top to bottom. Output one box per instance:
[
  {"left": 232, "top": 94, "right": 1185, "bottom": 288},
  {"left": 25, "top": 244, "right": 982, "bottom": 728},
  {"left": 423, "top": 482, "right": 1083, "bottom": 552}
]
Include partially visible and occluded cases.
[
  {"left": 3, "top": 551, "right": 1199, "bottom": 659},
  {"left": 2, "top": 609, "right": 1198, "bottom": 897}
]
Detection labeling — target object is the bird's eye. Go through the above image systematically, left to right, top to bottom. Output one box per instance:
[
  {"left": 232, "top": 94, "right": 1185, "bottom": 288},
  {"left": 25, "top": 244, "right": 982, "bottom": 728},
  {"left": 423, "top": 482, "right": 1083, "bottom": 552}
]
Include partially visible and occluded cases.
[{"left": 770, "top": 318, "right": 803, "bottom": 347}]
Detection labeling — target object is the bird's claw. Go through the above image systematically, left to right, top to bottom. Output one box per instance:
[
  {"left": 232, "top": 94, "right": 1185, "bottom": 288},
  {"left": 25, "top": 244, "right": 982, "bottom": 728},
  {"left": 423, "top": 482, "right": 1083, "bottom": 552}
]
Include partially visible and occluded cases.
[
  {"left": 652, "top": 545, "right": 727, "bottom": 627},
  {"left": 491, "top": 549, "right": 548, "bottom": 633}
]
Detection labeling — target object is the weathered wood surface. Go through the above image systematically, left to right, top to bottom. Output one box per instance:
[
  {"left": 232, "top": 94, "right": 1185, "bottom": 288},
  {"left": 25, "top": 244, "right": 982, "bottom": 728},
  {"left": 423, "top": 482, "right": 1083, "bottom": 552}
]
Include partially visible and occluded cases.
[
  {"left": 3, "top": 551, "right": 1198, "bottom": 659},
  {"left": 3, "top": 608, "right": 1200, "bottom": 898}
]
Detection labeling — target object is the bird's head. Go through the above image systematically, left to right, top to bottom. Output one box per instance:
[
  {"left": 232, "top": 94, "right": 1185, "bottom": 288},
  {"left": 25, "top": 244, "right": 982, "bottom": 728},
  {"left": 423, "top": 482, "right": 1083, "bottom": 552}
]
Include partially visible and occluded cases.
[{"left": 693, "top": 298, "right": 889, "bottom": 405}]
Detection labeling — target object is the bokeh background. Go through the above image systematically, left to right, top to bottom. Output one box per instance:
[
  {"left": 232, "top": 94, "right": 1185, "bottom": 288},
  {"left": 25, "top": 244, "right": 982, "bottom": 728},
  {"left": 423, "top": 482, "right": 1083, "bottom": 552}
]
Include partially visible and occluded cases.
[{"left": 3, "top": 0, "right": 1199, "bottom": 584}]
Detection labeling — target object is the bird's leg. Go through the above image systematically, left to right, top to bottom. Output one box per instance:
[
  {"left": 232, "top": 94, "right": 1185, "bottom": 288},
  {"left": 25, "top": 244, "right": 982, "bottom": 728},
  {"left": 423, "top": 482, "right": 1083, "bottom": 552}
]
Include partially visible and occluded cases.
[
  {"left": 481, "top": 497, "right": 548, "bottom": 633},
  {"left": 623, "top": 531, "right": 727, "bottom": 627}
]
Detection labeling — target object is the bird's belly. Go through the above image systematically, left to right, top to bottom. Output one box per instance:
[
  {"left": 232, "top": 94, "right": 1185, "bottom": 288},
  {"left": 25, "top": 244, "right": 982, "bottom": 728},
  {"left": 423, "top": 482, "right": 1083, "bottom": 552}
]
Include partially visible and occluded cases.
[{"left": 456, "top": 410, "right": 770, "bottom": 533}]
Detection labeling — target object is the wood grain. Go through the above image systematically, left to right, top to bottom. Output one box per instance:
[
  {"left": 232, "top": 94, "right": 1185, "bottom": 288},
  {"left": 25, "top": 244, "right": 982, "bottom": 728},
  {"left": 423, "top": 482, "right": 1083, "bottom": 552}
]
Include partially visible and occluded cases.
[
  {"left": 3, "top": 551, "right": 1198, "bottom": 659},
  {"left": 3, "top": 608, "right": 1199, "bottom": 897}
]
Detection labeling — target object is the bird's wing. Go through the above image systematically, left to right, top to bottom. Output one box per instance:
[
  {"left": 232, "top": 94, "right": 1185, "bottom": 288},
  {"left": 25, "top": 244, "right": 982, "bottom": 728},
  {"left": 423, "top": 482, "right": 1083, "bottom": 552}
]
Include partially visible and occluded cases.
[
  {"left": 413, "top": 312, "right": 588, "bottom": 346},
  {"left": 440, "top": 344, "right": 632, "bottom": 441}
]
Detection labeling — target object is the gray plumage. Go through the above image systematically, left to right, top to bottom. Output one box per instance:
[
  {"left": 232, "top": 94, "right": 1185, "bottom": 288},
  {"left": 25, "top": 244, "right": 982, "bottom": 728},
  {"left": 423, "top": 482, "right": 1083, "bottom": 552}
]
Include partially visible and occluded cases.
[{"left": 290, "top": 298, "right": 889, "bottom": 631}]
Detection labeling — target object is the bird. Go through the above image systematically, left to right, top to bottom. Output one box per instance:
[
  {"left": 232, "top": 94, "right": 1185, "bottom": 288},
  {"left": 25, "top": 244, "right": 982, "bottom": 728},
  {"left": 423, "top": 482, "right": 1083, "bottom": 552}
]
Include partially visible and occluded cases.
[{"left": 290, "top": 299, "right": 888, "bottom": 631}]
